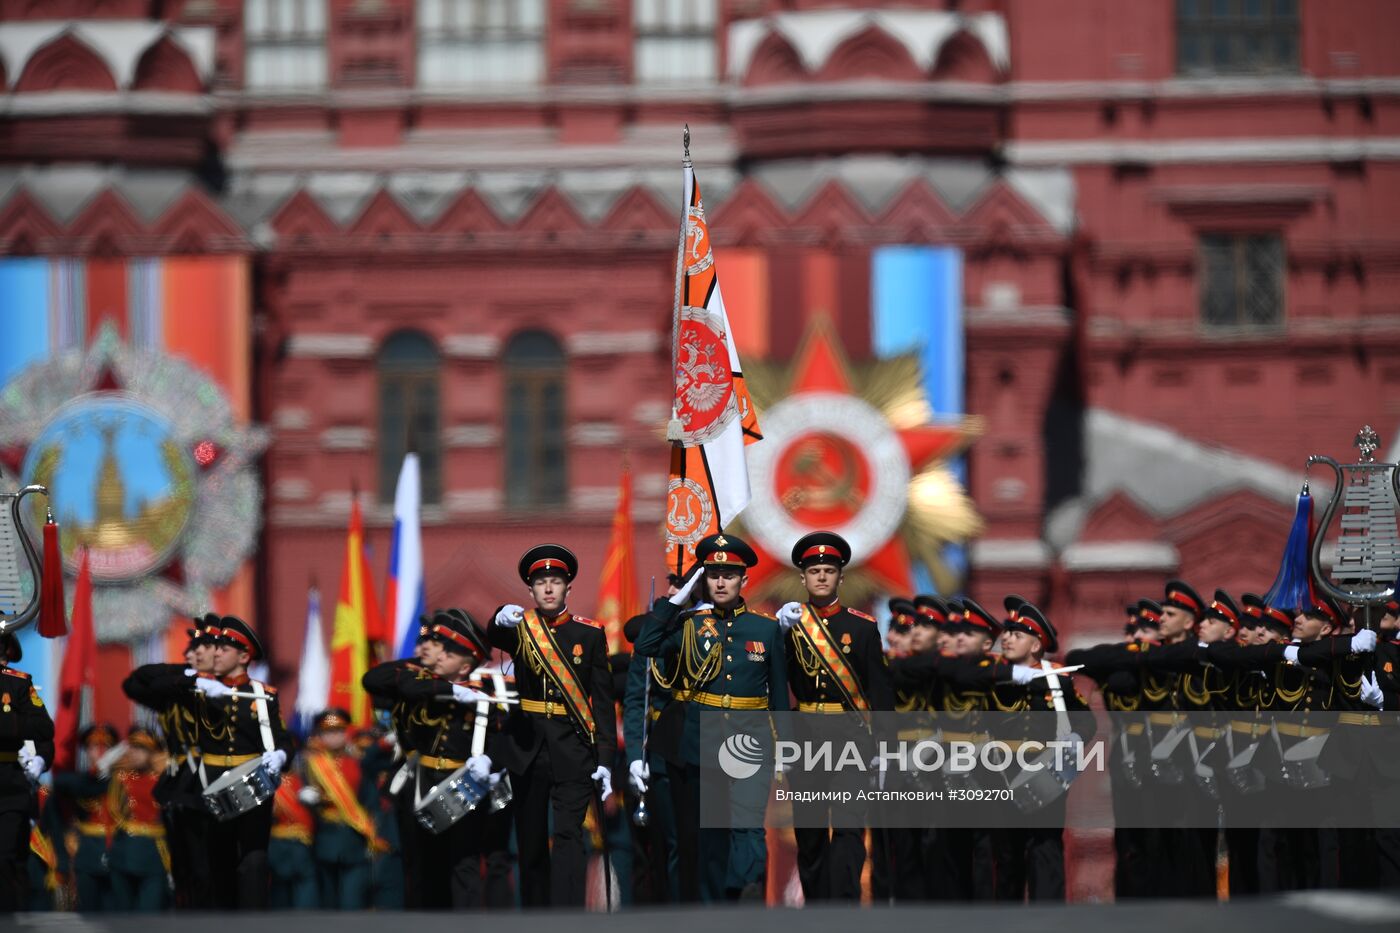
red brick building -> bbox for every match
[3,0,1399,717]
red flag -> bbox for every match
[596,465,639,655]
[52,548,94,771]
[328,499,378,724]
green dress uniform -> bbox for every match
[107,759,171,912]
[50,763,115,911]
[622,614,679,904]
[634,533,787,903]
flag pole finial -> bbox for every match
[683,124,691,164]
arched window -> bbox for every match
[504,330,565,508]
[377,330,442,504]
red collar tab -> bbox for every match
[816,602,842,618]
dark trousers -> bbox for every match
[483,800,516,908]
[411,769,495,911]
[0,809,29,912]
[871,827,925,901]
[992,827,1066,902]
[169,805,213,909]
[207,801,273,910]
[317,855,370,910]
[793,826,864,902]
[512,745,592,908]
[1226,828,1261,897]
[629,769,679,904]
[268,838,318,909]
[393,782,421,908]
[669,760,769,903]
[926,827,995,901]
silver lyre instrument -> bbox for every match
[0,485,50,637]
[202,758,280,821]
[1309,425,1400,625]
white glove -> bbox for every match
[451,683,492,704]
[591,765,612,802]
[467,754,492,783]
[1351,629,1378,653]
[868,755,887,791]
[297,786,322,806]
[261,749,287,775]
[777,602,803,631]
[489,770,504,788]
[668,567,704,606]
[1283,645,1300,664]
[19,749,44,782]
[194,677,233,698]
[95,742,128,779]
[1010,664,1037,685]
[628,759,649,795]
[1360,672,1385,710]
[494,604,525,628]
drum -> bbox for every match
[489,773,513,813]
[203,759,279,821]
[1279,733,1331,790]
[414,765,488,834]
[1009,749,1073,814]
[1225,739,1268,795]
[1149,724,1189,785]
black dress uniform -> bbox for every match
[0,633,54,912]
[941,598,1096,902]
[873,597,931,902]
[122,615,218,909]
[364,610,499,909]
[781,531,894,903]
[136,616,294,910]
[487,545,615,909]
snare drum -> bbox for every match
[414,766,488,834]
[1009,749,1073,814]
[203,759,280,822]
[1279,733,1331,790]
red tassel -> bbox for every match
[38,518,66,638]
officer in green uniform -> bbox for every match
[623,575,686,903]
[107,728,171,911]
[634,533,787,903]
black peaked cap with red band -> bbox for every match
[431,608,489,660]
[1003,595,1058,654]
[956,597,1001,637]
[1123,603,1140,634]
[1242,593,1292,636]
[1163,579,1205,621]
[913,595,950,628]
[1302,593,1347,628]
[214,615,265,661]
[518,544,578,583]
[1136,599,1163,629]
[696,533,758,569]
[888,597,917,631]
[791,531,851,569]
[1206,590,1241,629]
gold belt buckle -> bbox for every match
[545,701,555,717]
[721,695,732,709]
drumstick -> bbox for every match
[434,692,519,705]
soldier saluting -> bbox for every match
[635,533,787,903]
[488,545,615,909]
[776,531,892,903]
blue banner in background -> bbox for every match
[871,246,966,597]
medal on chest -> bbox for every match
[746,641,766,663]
[572,643,583,665]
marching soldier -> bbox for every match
[872,597,929,902]
[0,631,54,911]
[122,614,218,909]
[138,616,293,910]
[776,531,893,902]
[623,576,686,904]
[634,533,787,902]
[51,723,120,911]
[364,609,498,909]
[302,708,384,909]
[106,727,170,911]
[488,546,616,908]
[939,597,1095,901]
[269,761,319,909]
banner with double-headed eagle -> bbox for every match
[664,154,763,575]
